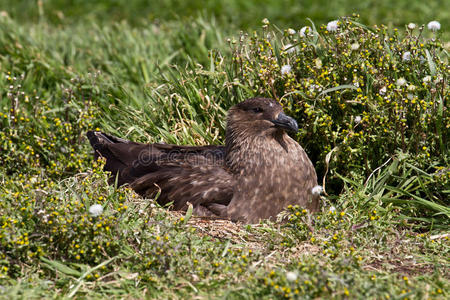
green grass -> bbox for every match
[1,0,449,35]
[0,1,449,299]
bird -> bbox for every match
[86,97,320,223]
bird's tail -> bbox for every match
[87,131,131,147]
[86,131,132,184]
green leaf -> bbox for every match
[40,257,81,277]
[385,186,450,216]
[183,202,193,225]
[317,84,357,98]
[425,49,436,75]
[67,256,118,298]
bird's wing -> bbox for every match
[130,157,234,213]
[86,131,225,185]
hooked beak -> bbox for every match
[271,112,298,132]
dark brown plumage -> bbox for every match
[87,98,320,223]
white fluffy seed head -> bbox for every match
[326,20,339,32]
[427,21,441,31]
[396,78,407,87]
[286,271,298,282]
[283,43,297,54]
[281,64,292,75]
[351,43,360,51]
[402,51,411,61]
[89,204,103,217]
[311,185,323,195]
[299,26,311,37]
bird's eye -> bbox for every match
[252,107,263,113]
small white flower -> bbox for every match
[329,206,336,213]
[407,23,416,30]
[326,20,339,32]
[350,43,360,51]
[262,18,270,25]
[407,93,414,100]
[379,86,387,95]
[287,28,296,35]
[281,64,292,75]
[396,78,407,87]
[286,271,298,282]
[315,57,322,69]
[407,84,416,91]
[89,204,103,217]
[427,21,441,31]
[283,43,297,54]
[311,185,323,195]
[402,51,411,61]
[355,116,362,123]
[423,75,432,83]
[299,26,311,37]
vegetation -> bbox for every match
[0,1,448,299]
[2,0,449,37]
[225,17,449,227]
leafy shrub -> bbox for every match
[0,161,127,276]
[221,16,448,194]
[0,73,100,178]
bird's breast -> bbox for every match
[226,134,318,223]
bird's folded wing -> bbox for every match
[101,140,225,168]
[129,159,234,213]
[87,131,226,188]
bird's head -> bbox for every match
[227,98,298,135]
